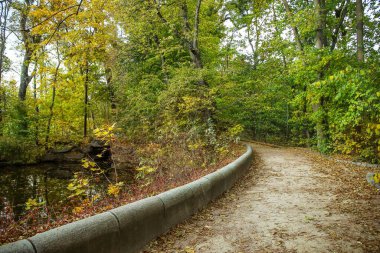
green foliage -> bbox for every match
[1,0,379,164]
[322,66,379,162]
[0,136,43,163]
[2,0,380,244]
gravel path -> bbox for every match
[143,143,380,253]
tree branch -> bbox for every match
[281,0,303,52]
[193,0,201,49]
[44,0,84,46]
[330,0,348,51]
[27,4,80,31]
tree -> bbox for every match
[16,0,41,101]
[356,0,364,62]
[0,0,11,126]
[0,0,378,165]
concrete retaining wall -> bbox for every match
[0,145,253,253]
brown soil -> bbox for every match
[143,143,380,253]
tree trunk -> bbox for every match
[281,0,303,52]
[105,67,116,121]
[247,17,260,70]
[314,0,327,49]
[356,0,364,62]
[0,1,10,125]
[45,52,61,149]
[247,26,256,67]
[192,0,203,69]
[18,1,34,101]
[314,0,328,151]
[15,0,41,135]
[330,0,348,52]
[156,0,204,72]
[84,63,89,138]
[0,1,10,126]
[19,49,33,101]
[0,1,8,85]
[33,69,39,145]
[272,3,287,69]
[153,35,169,84]
[181,0,204,70]
[253,16,260,69]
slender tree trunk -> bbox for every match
[33,70,39,145]
[153,35,169,84]
[45,55,61,149]
[247,17,260,70]
[104,67,116,121]
[330,0,348,51]
[253,16,260,69]
[272,3,287,69]
[247,27,256,67]
[91,110,96,130]
[84,63,89,138]
[0,1,10,126]
[281,0,303,52]
[0,2,6,85]
[192,0,202,69]
[356,0,364,62]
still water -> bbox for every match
[0,163,101,220]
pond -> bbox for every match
[0,163,107,221]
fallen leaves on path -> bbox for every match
[303,148,380,253]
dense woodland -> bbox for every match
[0,0,379,163]
[0,0,379,244]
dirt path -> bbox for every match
[143,144,380,253]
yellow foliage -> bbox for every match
[25,198,45,210]
[136,166,157,175]
[72,206,84,214]
[135,166,158,180]
[107,182,124,197]
[91,194,101,203]
[374,174,380,184]
[217,146,229,156]
[94,123,116,140]
[81,158,102,173]
[184,246,195,253]
[67,174,89,198]
[228,124,244,138]
[179,96,203,112]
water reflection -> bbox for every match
[0,164,83,220]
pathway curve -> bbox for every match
[143,143,380,253]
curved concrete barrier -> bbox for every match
[0,145,253,253]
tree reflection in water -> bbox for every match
[0,164,105,221]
